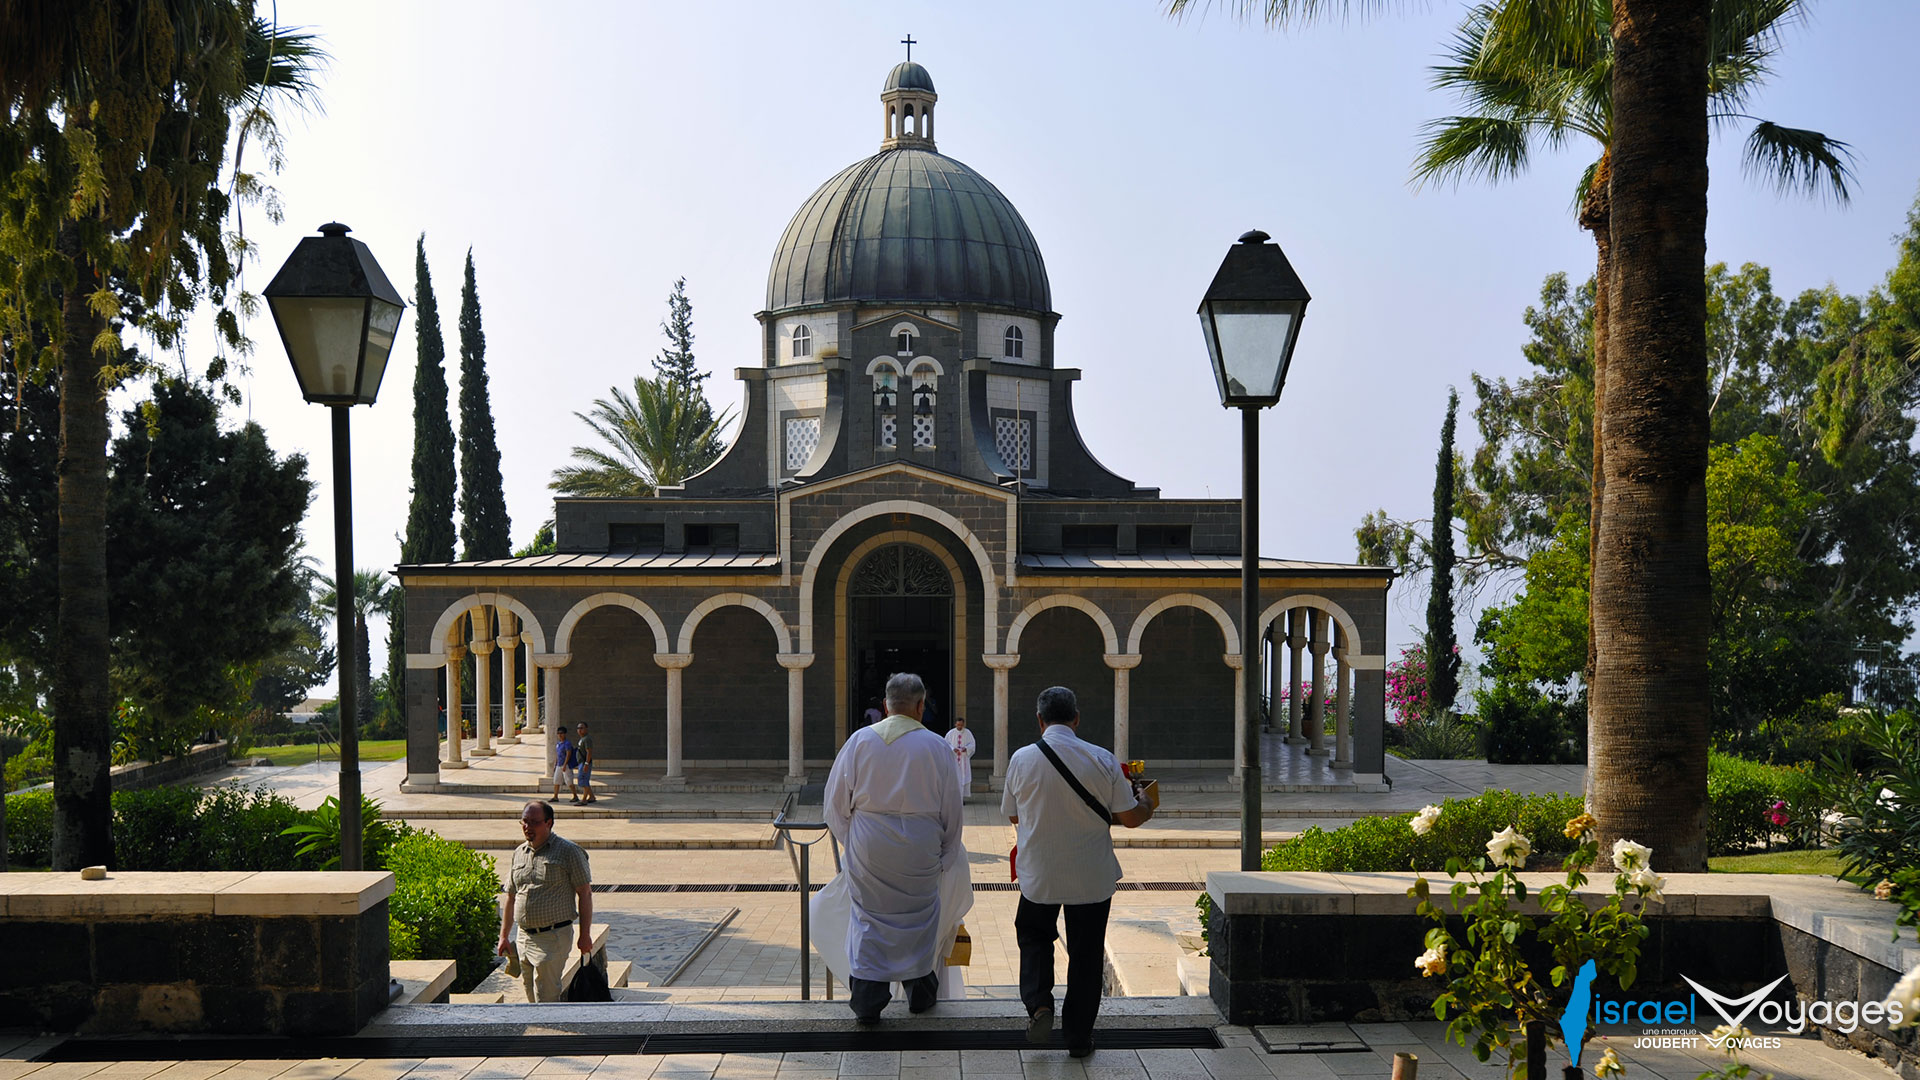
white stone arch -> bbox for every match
[865,357,904,377]
[1006,594,1120,655]
[798,500,1000,654]
[678,592,793,655]
[1255,594,1379,668]
[425,592,549,660]
[906,356,944,377]
[553,592,671,656]
[1125,593,1241,656]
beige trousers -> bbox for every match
[518,923,572,1002]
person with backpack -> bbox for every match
[1001,685,1154,1058]
[552,728,578,803]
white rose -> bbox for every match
[1629,867,1666,903]
[1611,838,1652,872]
[1886,963,1920,1030]
[1415,945,1447,977]
[1411,805,1441,836]
[1487,826,1532,869]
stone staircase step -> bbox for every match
[606,959,633,988]
[448,992,505,1004]
[423,818,779,851]
[1104,919,1186,997]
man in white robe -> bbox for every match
[945,717,976,796]
[824,671,964,1023]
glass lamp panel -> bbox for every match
[271,296,369,402]
[1201,299,1295,403]
[356,297,403,403]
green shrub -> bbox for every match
[1477,682,1583,764]
[1817,710,1920,902]
[1707,751,1821,856]
[1262,789,1586,872]
[111,786,211,870]
[1398,715,1482,760]
[385,832,500,993]
[282,795,409,871]
[193,786,312,871]
[4,790,53,866]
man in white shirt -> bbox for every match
[1002,685,1153,1058]
[945,717,976,796]
[824,671,965,1023]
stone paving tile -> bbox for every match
[1309,1053,1386,1077]
[711,1056,782,1076]
[956,1054,1022,1074]
[400,1061,487,1080]
[464,1061,543,1080]
[1188,1050,1272,1079]
[582,1063,657,1080]
[273,1065,364,1080]
[338,1062,425,1080]
[151,1063,244,1080]
[767,1070,837,1080]
[1251,1056,1337,1080]
[9,1066,110,1080]
[1015,1059,1086,1080]
[85,1066,178,1080]
[898,1068,961,1080]
[777,1057,842,1074]
[899,1053,958,1069]
[837,1054,900,1077]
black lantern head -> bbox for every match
[265,222,406,406]
[1198,229,1311,408]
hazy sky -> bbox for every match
[192,1,1920,690]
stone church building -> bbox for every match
[397,60,1393,791]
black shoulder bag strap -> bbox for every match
[1036,739,1114,826]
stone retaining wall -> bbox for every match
[0,870,393,1036]
[109,740,231,791]
[1207,871,1919,1080]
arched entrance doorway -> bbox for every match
[847,543,954,731]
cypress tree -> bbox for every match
[1426,389,1462,719]
[654,277,723,461]
[398,236,457,708]
[457,249,511,560]
[402,235,457,565]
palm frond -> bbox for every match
[1161,0,1412,26]
[1742,121,1854,204]
[1413,116,1534,189]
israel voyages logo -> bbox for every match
[1560,966,1907,1056]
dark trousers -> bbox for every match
[847,971,939,1020]
[1016,894,1112,1048]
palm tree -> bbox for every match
[550,376,734,497]
[316,570,397,734]
[1166,0,1751,868]
[1,5,327,868]
[1413,0,1849,736]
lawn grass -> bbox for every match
[249,738,409,767]
[1709,847,1873,884]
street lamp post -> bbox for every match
[265,222,405,872]
[1198,229,1310,872]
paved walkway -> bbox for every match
[2,1019,1898,1080]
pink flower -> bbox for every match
[1767,800,1790,827]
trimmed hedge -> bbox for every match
[1706,751,1820,856]
[4,785,317,871]
[1262,789,1586,872]
[385,832,502,993]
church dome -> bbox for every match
[764,62,1051,315]
[884,61,935,93]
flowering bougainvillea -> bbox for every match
[1385,642,1462,724]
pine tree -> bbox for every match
[402,235,457,566]
[654,277,723,462]
[457,249,512,560]
[1426,389,1462,719]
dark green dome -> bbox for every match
[765,149,1052,314]
[885,61,935,93]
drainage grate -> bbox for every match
[38,1028,1220,1061]
[642,1027,1221,1054]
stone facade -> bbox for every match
[396,60,1393,789]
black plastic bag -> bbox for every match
[566,957,612,1002]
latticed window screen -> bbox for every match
[785,416,821,472]
[879,414,897,449]
[994,416,1032,474]
[912,414,935,449]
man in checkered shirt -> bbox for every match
[497,800,593,1001]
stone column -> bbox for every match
[656,653,694,784]
[1285,609,1306,746]
[1105,653,1143,765]
[1333,631,1354,769]
[443,645,467,769]
[537,654,570,785]
[1225,653,1245,778]
[523,657,544,780]
[497,611,520,745]
[777,653,815,785]
[1307,610,1330,757]
[470,626,496,757]
[1266,625,1283,733]
[983,654,1020,784]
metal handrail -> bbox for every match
[773,792,839,1000]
